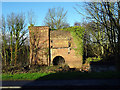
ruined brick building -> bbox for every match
[29,26,82,68]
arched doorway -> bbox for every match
[53,56,65,65]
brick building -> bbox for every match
[29,26,82,68]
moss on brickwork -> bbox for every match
[62,26,85,56]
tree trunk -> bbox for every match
[3,47,6,66]
[15,43,18,66]
[10,45,13,65]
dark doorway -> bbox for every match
[53,56,65,65]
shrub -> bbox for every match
[86,57,102,63]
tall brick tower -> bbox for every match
[29,26,50,65]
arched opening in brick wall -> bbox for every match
[53,56,65,65]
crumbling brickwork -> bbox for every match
[29,26,49,65]
[29,26,82,68]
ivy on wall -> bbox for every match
[62,26,85,56]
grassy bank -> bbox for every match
[2,65,120,81]
[2,72,52,80]
[2,71,120,80]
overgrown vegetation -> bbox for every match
[62,26,85,56]
[2,64,69,74]
[86,57,102,63]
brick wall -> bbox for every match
[29,26,83,68]
[50,30,82,68]
[29,26,49,65]
[51,48,82,68]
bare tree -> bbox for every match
[75,2,120,70]
[7,12,27,66]
[7,13,14,65]
[44,7,69,29]
[28,9,36,26]
[1,16,7,65]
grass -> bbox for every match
[36,71,120,80]
[1,72,53,80]
[2,65,120,80]
[1,71,120,81]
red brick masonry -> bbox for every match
[29,26,82,68]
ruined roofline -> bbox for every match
[50,30,71,39]
[28,26,49,30]
[28,25,48,27]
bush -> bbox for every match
[2,64,70,74]
[86,57,102,63]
